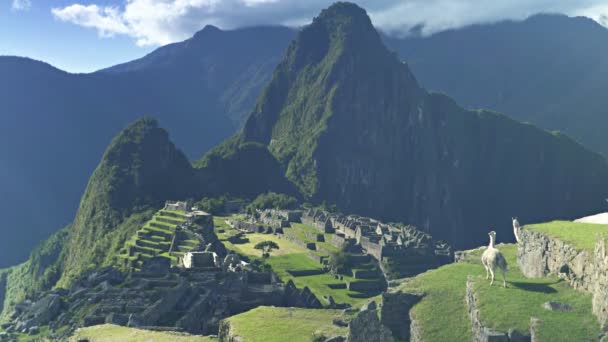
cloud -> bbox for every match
[51,0,608,47]
[12,0,31,11]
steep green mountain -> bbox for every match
[385,14,608,157]
[0,116,299,317]
[59,118,196,285]
[0,118,193,315]
[234,2,608,249]
[0,26,295,268]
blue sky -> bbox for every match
[0,0,152,73]
[2,0,607,73]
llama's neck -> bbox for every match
[488,236,495,249]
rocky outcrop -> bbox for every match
[347,301,394,342]
[466,278,531,342]
[409,314,423,342]
[517,229,608,329]
[380,291,422,341]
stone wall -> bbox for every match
[517,229,608,329]
[360,237,383,260]
[380,291,422,341]
[347,301,394,342]
[0,272,6,318]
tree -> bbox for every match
[254,240,280,257]
[246,192,298,212]
[328,245,352,275]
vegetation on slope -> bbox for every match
[59,117,194,287]
[0,226,69,322]
[473,245,599,341]
[229,1,608,251]
[399,244,600,341]
[526,221,608,251]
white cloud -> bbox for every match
[12,0,31,11]
[52,4,130,37]
[51,0,608,47]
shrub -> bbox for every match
[254,240,280,252]
[246,192,298,213]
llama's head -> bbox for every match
[488,231,497,240]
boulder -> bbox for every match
[28,326,39,335]
[542,301,573,312]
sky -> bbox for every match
[2,0,608,73]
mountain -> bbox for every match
[0,26,295,268]
[0,115,300,317]
[385,13,608,157]
[1,118,194,315]
[229,2,608,249]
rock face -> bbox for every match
[347,301,394,342]
[517,229,608,329]
[542,301,573,312]
[380,291,422,341]
[466,278,531,342]
[227,1,608,250]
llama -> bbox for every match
[512,217,522,243]
[481,231,508,287]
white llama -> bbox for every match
[481,231,508,287]
[512,217,522,243]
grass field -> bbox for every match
[215,216,380,306]
[526,220,608,251]
[399,243,601,341]
[70,324,215,342]
[223,306,349,342]
[473,244,599,341]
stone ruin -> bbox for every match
[302,209,452,279]
[4,262,324,340]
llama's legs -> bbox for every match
[489,267,495,286]
[484,264,489,280]
[501,268,507,288]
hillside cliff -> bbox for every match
[237,2,608,248]
[0,25,294,268]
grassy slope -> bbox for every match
[70,324,215,342]
[473,244,599,341]
[526,221,608,251]
[400,243,600,341]
[399,257,477,341]
[224,307,348,342]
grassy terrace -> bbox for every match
[223,307,349,342]
[215,216,380,306]
[526,220,608,251]
[70,324,214,342]
[473,245,599,341]
[118,209,200,270]
[399,244,600,341]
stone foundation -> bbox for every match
[517,229,608,329]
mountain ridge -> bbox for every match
[232,2,608,248]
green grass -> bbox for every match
[224,306,348,342]
[399,244,601,341]
[526,221,608,251]
[266,254,379,306]
[291,223,321,234]
[473,244,599,341]
[70,324,214,342]
[398,257,477,341]
[215,216,379,306]
[224,233,308,257]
